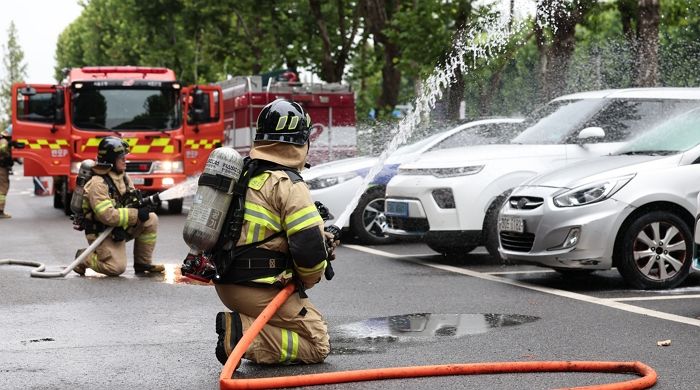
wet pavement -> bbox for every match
[2,175,699,389]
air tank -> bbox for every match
[70,159,96,215]
[182,147,244,252]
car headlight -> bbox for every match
[553,174,635,207]
[152,160,184,174]
[398,165,484,178]
[307,172,358,190]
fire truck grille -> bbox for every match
[126,162,152,173]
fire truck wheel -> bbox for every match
[53,177,65,209]
[167,198,183,214]
[63,191,73,216]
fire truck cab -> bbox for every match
[11,66,223,214]
[217,74,356,165]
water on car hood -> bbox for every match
[400,144,567,169]
[523,154,680,189]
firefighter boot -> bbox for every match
[215,311,243,367]
[133,214,162,274]
[73,249,87,276]
[134,263,165,274]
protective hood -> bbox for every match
[250,141,308,171]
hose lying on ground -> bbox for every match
[220,284,657,390]
[0,227,113,278]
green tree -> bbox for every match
[1,21,28,127]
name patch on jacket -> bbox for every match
[248,172,271,190]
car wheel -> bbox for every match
[484,191,511,260]
[350,187,395,245]
[616,211,692,289]
[427,242,477,256]
[168,198,183,214]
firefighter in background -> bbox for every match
[0,125,17,219]
[214,99,339,366]
[74,136,164,276]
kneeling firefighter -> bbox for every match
[73,136,164,276]
[183,99,339,367]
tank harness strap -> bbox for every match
[96,174,129,240]
[198,173,233,192]
[213,159,305,284]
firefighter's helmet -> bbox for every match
[255,99,311,145]
[96,136,129,167]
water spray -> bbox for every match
[330,12,528,240]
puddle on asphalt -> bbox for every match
[330,313,539,355]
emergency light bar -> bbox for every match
[81,66,170,74]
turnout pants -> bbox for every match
[0,167,9,211]
[83,213,158,276]
[215,283,330,365]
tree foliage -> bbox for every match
[53,0,700,125]
[1,21,28,127]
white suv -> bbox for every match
[384,88,700,258]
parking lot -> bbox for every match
[347,243,700,326]
[2,176,700,389]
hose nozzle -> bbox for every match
[140,193,161,208]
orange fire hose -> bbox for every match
[220,284,657,390]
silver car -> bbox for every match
[499,107,700,289]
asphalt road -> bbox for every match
[1,174,699,390]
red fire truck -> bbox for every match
[11,66,224,214]
[217,74,356,165]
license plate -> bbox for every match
[385,201,409,217]
[498,216,524,233]
[131,177,145,185]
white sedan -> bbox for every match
[499,107,700,289]
[385,88,700,257]
[302,118,523,244]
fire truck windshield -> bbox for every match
[71,87,182,131]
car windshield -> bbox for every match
[615,108,700,155]
[429,121,522,151]
[393,131,447,156]
[511,99,605,144]
[71,87,182,131]
[511,97,700,145]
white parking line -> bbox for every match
[486,270,556,275]
[345,245,700,328]
[610,294,700,302]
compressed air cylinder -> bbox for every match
[70,159,96,215]
[182,147,244,253]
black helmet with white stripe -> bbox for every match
[96,136,129,168]
[255,99,311,145]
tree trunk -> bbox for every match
[636,0,659,86]
[361,0,401,117]
[445,3,470,120]
[535,1,593,102]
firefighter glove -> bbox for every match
[137,207,150,222]
[323,230,339,261]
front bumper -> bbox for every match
[499,186,632,270]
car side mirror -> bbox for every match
[577,127,605,140]
[54,88,65,124]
